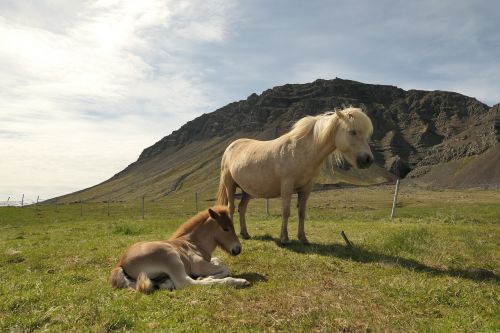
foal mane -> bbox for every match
[169,205,229,240]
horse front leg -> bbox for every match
[297,186,312,244]
[280,183,293,244]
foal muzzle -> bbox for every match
[230,244,241,256]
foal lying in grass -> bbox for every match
[110,206,249,293]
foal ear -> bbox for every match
[208,208,220,221]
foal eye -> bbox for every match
[350,130,357,136]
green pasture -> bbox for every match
[1,186,499,332]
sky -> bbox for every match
[1,0,499,201]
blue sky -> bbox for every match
[1,0,499,200]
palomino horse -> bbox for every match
[110,206,249,292]
[217,107,374,244]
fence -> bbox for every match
[1,182,499,221]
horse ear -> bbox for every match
[208,208,219,220]
[336,110,347,121]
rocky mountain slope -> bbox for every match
[56,78,499,202]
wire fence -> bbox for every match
[1,182,499,221]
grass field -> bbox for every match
[1,185,499,332]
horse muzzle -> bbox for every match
[356,153,374,169]
[230,244,241,256]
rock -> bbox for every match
[387,156,411,178]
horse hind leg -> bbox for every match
[297,189,312,244]
[225,176,237,220]
[238,191,251,239]
[279,183,293,244]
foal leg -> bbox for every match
[297,187,312,244]
[165,255,248,288]
[280,183,293,244]
[192,259,231,279]
[192,276,250,287]
[238,191,251,239]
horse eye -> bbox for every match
[350,130,357,136]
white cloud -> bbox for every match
[1,0,498,201]
[0,0,236,199]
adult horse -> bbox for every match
[216,107,374,244]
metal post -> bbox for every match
[341,230,353,248]
[36,195,39,210]
[195,192,198,212]
[21,194,24,207]
[142,195,145,220]
[391,179,400,219]
[266,199,269,216]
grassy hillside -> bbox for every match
[1,186,499,332]
[53,79,498,203]
[54,136,396,204]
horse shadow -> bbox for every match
[252,235,499,283]
[233,272,268,283]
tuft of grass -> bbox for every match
[383,227,432,255]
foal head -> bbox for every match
[207,207,242,256]
[334,108,374,169]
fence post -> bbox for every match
[195,192,198,212]
[36,195,39,210]
[80,200,83,217]
[21,194,24,207]
[142,195,145,220]
[107,197,110,217]
[6,196,9,206]
[266,199,269,216]
[391,179,400,219]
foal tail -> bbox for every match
[109,267,153,294]
[216,178,228,206]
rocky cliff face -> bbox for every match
[136,78,497,179]
[57,78,498,202]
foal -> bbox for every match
[110,206,250,293]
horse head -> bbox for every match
[334,108,374,169]
[208,207,242,256]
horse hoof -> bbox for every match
[280,237,291,245]
[240,233,251,240]
[299,237,310,245]
[239,279,251,287]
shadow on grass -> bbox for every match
[253,235,499,283]
[233,272,268,283]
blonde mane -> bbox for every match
[287,107,373,146]
[169,205,229,240]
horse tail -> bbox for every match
[109,267,154,294]
[216,177,228,206]
[136,272,153,294]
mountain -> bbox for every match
[55,78,499,203]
